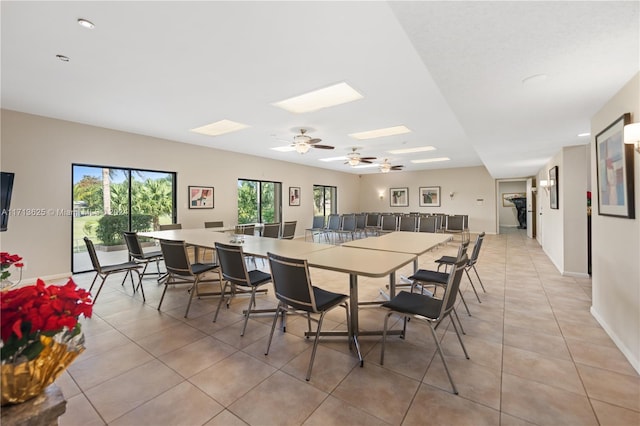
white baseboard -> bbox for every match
[590,306,640,375]
[562,271,590,279]
[20,272,73,285]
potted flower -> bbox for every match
[1,252,24,288]
[0,278,92,405]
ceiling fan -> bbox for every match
[345,147,377,166]
[379,159,404,173]
[291,129,334,154]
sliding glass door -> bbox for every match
[72,164,176,273]
[313,185,337,217]
[237,179,282,224]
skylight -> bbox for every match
[410,157,450,164]
[349,125,411,140]
[387,146,435,155]
[190,119,249,137]
[272,82,363,114]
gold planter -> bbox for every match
[1,335,84,406]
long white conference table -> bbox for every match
[140,228,447,364]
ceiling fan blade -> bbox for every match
[312,144,334,150]
[308,138,322,144]
[360,156,377,161]
[391,165,404,170]
[360,159,373,164]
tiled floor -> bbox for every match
[56,230,639,425]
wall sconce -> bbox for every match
[539,179,553,193]
[379,191,384,200]
[449,191,455,200]
[624,122,640,154]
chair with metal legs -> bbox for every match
[158,239,222,318]
[265,252,350,381]
[380,252,469,394]
[213,242,272,336]
[435,232,487,300]
[84,237,143,304]
[122,231,165,284]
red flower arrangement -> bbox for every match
[1,252,24,282]
[1,278,92,363]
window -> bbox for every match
[72,164,176,273]
[313,185,337,217]
[237,179,282,224]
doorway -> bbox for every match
[496,178,535,237]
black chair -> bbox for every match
[380,253,469,394]
[335,214,356,242]
[445,215,468,243]
[159,223,182,230]
[418,216,438,233]
[364,213,380,236]
[281,221,297,240]
[324,214,341,243]
[398,215,417,232]
[204,221,224,229]
[408,241,473,316]
[122,231,165,283]
[84,237,143,304]
[354,213,367,239]
[235,224,256,236]
[262,222,281,238]
[265,252,350,381]
[305,216,326,242]
[435,232,487,298]
[378,214,397,235]
[214,242,272,336]
[158,239,222,318]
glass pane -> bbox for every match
[313,186,324,216]
[237,180,258,224]
[72,166,129,273]
[131,171,175,231]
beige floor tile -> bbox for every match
[68,341,154,390]
[591,399,640,426]
[135,322,208,357]
[244,329,312,369]
[302,395,390,426]
[499,412,537,426]
[110,381,223,426]
[440,333,502,371]
[566,338,638,376]
[189,351,276,407]
[229,371,328,425]
[84,359,184,423]
[502,345,586,395]
[501,373,598,425]
[332,362,419,424]
[55,370,82,400]
[576,363,640,411]
[59,394,105,426]
[212,318,272,349]
[204,409,249,426]
[367,339,435,381]
[403,383,500,425]
[282,345,359,393]
[503,324,572,360]
[159,335,237,378]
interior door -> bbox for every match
[526,178,536,239]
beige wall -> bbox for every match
[358,166,496,234]
[590,72,640,373]
[0,110,360,280]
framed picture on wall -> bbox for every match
[289,186,301,206]
[549,166,558,209]
[595,113,635,218]
[390,187,409,207]
[502,192,526,207]
[419,186,440,207]
[188,186,214,209]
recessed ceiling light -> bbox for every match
[270,146,296,152]
[387,146,435,155]
[56,54,70,62]
[190,119,249,136]
[410,157,450,164]
[577,132,590,137]
[77,18,95,29]
[319,156,348,162]
[349,125,411,140]
[272,82,363,114]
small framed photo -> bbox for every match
[289,187,301,206]
[595,113,635,218]
[390,187,409,207]
[549,166,559,210]
[419,186,440,207]
[188,186,214,209]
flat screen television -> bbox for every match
[1,172,15,232]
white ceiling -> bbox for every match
[2,1,638,178]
